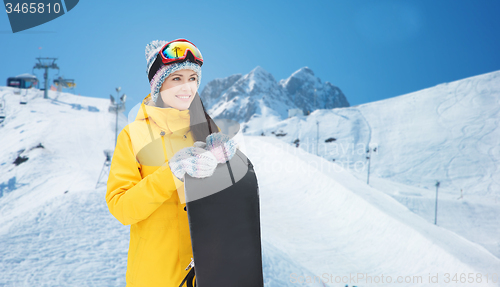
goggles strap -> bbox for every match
[148,51,200,82]
[148,53,164,82]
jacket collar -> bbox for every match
[135,94,191,135]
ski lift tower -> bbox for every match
[101,88,126,189]
[33,57,59,99]
[95,149,114,189]
[108,87,127,146]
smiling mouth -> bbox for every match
[176,95,191,100]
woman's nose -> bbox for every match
[180,82,190,90]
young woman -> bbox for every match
[106,39,234,287]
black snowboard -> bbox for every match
[183,149,264,287]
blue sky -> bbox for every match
[1,0,500,116]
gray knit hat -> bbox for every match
[145,40,202,103]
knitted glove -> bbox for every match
[168,147,218,182]
[205,132,237,163]
[193,141,207,149]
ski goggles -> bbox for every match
[148,39,204,81]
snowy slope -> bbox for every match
[1,75,499,286]
[0,87,324,286]
[0,87,120,233]
[351,171,500,261]
[250,69,500,196]
[247,136,500,287]
[246,69,500,260]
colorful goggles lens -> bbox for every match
[160,39,203,66]
[148,39,203,81]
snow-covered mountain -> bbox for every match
[280,67,349,112]
[248,70,500,196]
[1,67,499,286]
[200,66,349,128]
[247,69,500,259]
[199,73,243,111]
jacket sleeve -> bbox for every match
[105,127,178,226]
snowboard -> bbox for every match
[183,149,264,287]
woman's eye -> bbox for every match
[190,77,196,81]
[172,77,180,81]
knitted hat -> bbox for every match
[145,40,202,104]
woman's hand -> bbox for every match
[168,147,218,182]
[205,132,237,163]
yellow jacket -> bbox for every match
[106,94,195,287]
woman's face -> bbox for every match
[159,69,198,110]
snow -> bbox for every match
[247,136,499,287]
[0,67,499,287]
[0,87,322,286]
[246,69,500,261]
